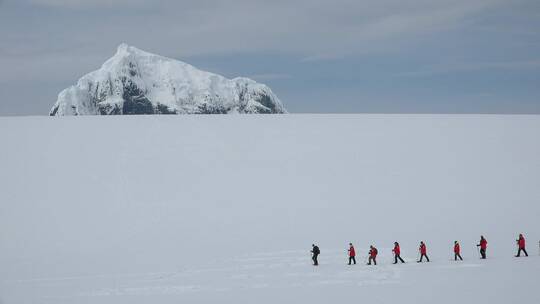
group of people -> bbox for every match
[310,234,530,266]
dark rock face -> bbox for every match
[121,79,154,115]
[122,98,153,115]
[197,103,228,114]
[50,106,59,116]
[91,79,177,115]
[255,94,277,114]
[99,104,121,115]
[156,104,177,114]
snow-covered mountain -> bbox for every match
[50,44,287,116]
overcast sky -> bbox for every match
[1,0,539,115]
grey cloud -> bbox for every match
[16,0,506,58]
[394,59,540,77]
[248,73,292,81]
[0,0,530,64]
[27,0,152,8]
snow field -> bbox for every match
[0,114,539,303]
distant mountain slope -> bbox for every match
[50,44,287,116]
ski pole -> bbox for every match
[476,245,480,259]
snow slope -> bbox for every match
[49,44,286,116]
[0,114,539,304]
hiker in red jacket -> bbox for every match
[367,245,378,265]
[348,243,357,265]
[454,241,463,261]
[417,241,430,262]
[515,234,528,257]
[477,236,487,259]
[392,242,405,264]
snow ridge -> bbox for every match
[50,43,287,116]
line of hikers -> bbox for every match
[310,234,529,266]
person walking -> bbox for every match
[417,241,430,262]
[392,242,405,264]
[348,243,356,265]
[515,234,528,257]
[477,236,487,259]
[311,244,320,266]
[367,245,378,265]
[454,241,463,261]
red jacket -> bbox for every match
[480,239,487,250]
[454,243,460,254]
[393,245,401,255]
[518,236,525,249]
[420,243,427,255]
[370,248,378,258]
[349,246,356,257]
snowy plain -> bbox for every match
[0,114,539,304]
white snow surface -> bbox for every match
[0,114,539,304]
[49,44,286,115]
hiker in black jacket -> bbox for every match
[311,244,320,266]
